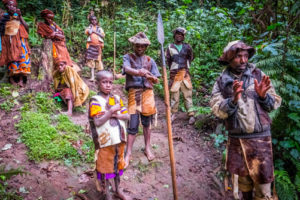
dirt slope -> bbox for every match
[0,81,231,200]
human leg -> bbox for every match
[170,90,180,121]
[18,75,24,87]
[113,175,130,200]
[181,82,195,124]
[141,115,155,161]
[124,114,139,168]
[65,99,73,116]
[238,175,254,200]
[254,183,272,200]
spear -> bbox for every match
[157,11,178,200]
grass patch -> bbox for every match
[113,77,125,85]
[16,112,94,165]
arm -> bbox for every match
[210,81,238,119]
[122,55,148,76]
[16,9,29,32]
[93,104,121,127]
[255,74,281,112]
[112,112,130,121]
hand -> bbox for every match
[138,68,149,77]
[110,104,121,113]
[232,80,244,104]
[254,75,271,99]
[16,9,21,16]
[145,73,158,83]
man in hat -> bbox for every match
[122,32,160,167]
[166,27,195,124]
[210,40,281,200]
[0,0,31,87]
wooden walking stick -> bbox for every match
[157,11,178,200]
[113,31,116,77]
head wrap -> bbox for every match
[2,0,17,6]
[40,9,54,18]
[128,32,151,45]
[218,40,255,65]
[172,27,187,35]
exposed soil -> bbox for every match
[0,79,232,200]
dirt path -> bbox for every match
[0,81,230,200]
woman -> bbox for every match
[37,9,76,70]
[0,0,31,87]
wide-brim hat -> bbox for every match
[128,32,151,45]
[218,40,255,65]
[172,27,187,35]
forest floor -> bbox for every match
[0,74,233,200]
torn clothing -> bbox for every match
[210,63,281,137]
[37,22,72,66]
[122,53,160,91]
[170,70,194,116]
[166,43,194,115]
[210,63,281,187]
[127,113,152,135]
[53,66,89,107]
[88,94,127,174]
[128,88,156,116]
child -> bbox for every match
[89,70,130,200]
[85,15,105,81]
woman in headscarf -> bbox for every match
[0,0,31,87]
[37,9,76,70]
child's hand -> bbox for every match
[110,104,121,113]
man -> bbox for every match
[122,32,160,167]
[166,27,195,124]
[210,40,281,200]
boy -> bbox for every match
[122,32,160,167]
[89,70,130,200]
[85,15,105,81]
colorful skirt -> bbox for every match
[8,38,31,76]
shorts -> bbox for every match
[127,113,151,135]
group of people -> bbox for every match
[0,1,282,200]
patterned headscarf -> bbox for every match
[2,0,17,6]
[40,9,54,18]
[128,32,151,45]
[218,40,255,65]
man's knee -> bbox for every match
[141,114,151,128]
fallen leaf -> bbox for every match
[2,144,12,151]
[12,91,19,98]
[163,184,169,188]
[78,189,86,194]
[19,186,29,193]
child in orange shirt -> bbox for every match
[88,70,130,200]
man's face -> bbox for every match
[57,62,66,73]
[174,32,184,43]
[133,44,147,56]
[229,50,249,74]
[98,76,113,95]
[90,17,98,26]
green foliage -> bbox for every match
[0,166,26,200]
[275,170,299,200]
[0,99,15,112]
[16,112,93,165]
[113,77,125,85]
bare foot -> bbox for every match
[124,154,130,169]
[115,189,131,200]
[144,149,155,161]
[18,81,24,87]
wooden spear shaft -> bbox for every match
[161,46,178,200]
